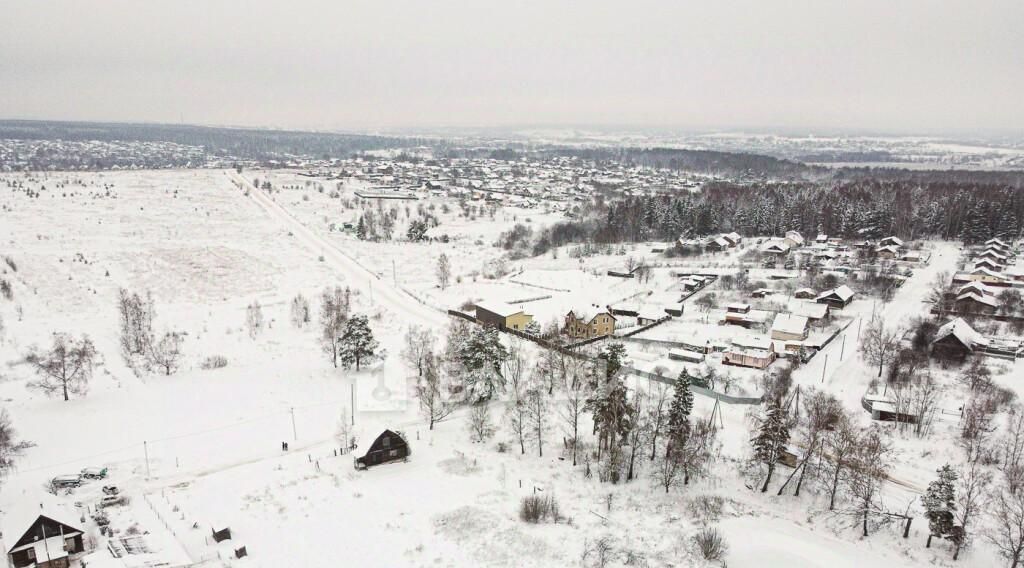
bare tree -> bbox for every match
[653,442,682,493]
[147,331,183,375]
[245,300,264,339]
[117,288,154,358]
[401,326,436,377]
[679,419,718,485]
[860,313,902,378]
[437,253,452,290]
[523,384,550,457]
[1000,410,1024,495]
[418,352,454,430]
[821,412,859,511]
[846,426,890,537]
[26,333,96,401]
[467,403,494,443]
[647,379,671,461]
[290,293,311,328]
[0,410,31,478]
[502,338,528,395]
[778,390,841,496]
[953,460,992,560]
[926,271,953,312]
[625,391,649,481]
[560,356,592,466]
[320,286,351,367]
[988,486,1024,568]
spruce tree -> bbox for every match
[666,370,694,450]
[753,402,790,493]
[924,464,958,548]
[338,314,379,371]
[597,343,628,382]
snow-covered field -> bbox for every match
[0,169,1018,567]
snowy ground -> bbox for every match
[0,170,1015,567]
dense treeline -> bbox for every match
[0,120,421,161]
[544,180,1024,246]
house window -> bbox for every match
[382,437,390,448]
[389,449,398,457]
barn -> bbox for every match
[815,285,855,309]
[3,495,84,568]
[354,430,410,469]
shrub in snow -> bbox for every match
[693,527,728,562]
[201,355,228,370]
[519,494,561,524]
[686,495,725,525]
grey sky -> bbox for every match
[2,0,1021,133]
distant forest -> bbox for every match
[558,180,1024,246]
[0,120,422,162]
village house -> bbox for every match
[705,235,732,252]
[931,317,988,361]
[723,232,743,246]
[564,310,616,339]
[955,291,998,314]
[723,335,776,369]
[474,302,533,331]
[784,230,805,248]
[815,233,829,244]
[973,258,1004,272]
[3,495,85,568]
[761,241,791,257]
[354,430,410,469]
[875,244,900,259]
[816,285,856,309]
[770,313,809,341]
[786,299,830,323]
[879,236,904,248]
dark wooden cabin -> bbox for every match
[355,430,410,469]
[4,499,84,568]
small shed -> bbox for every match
[355,430,410,469]
[793,288,817,300]
[211,524,232,543]
[668,349,705,363]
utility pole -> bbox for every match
[144,441,151,478]
[393,259,397,286]
[291,407,297,442]
[351,383,356,426]
[820,354,829,384]
[840,335,846,360]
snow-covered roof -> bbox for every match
[2,493,82,553]
[933,318,989,350]
[816,285,855,302]
[772,313,808,335]
[957,281,993,296]
[474,301,526,318]
[727,302,750,311]
[762,241,791,253]
[786,299,829,320]
[785,231,804,244]
[880,236,904,247]
[732,335,772,351]
[956,292,999,308]
[986,237,1008,247]
[969,266,1008,279]
[815,233,828,242]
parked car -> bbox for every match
[102,485,120,495]
[81,467,108,480]
[99,495,124,508]
[51,474,82,489]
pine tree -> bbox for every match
[666,370,694,451]
[338,314,379,371]
[753,402,790,493]
[924,464,958,548]
[356,215,367,240]
[597,343,628,382]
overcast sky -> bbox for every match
[2,1,1021,134]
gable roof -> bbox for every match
[772,313,809,335]
[933,318,988,350]
[786,299,829,319]
[816,285,855,302]
[475,301,526,318]
[2,493,82,553]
